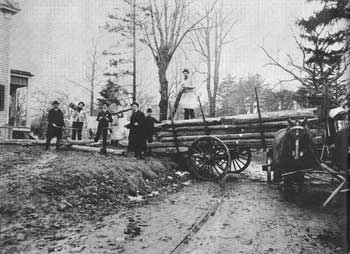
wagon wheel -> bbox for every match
[188,136,231,180]
[229,147,251,173]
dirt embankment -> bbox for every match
[0,145,188,251]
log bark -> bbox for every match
[151,147,189,154]
[221,113,316,125]
[0,139,37,145]
[156,124,287,138]
[149,138,274,148]
[156,118,320,138]
[159,108,317,127]
[0,139,95,146]
[70,145,125,155]
[160,117,222,127]
[159,132,277,142]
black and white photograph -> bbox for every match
[0,0,349,253]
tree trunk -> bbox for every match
[90,60,96,116]
[158,64,169,120]
[209,98,216,116]
[211,65,219,116]
[90,81,94,115]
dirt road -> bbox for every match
[1,146,348,254]
[16,167,349,253]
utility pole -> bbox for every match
[90,59,95,116]
[132,0,136,102]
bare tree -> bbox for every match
[167,56,183,101]
[260,28,349,105]
[190,2,237,116]
[140,0,217,120]
[86,40,99,114]
[136,89,157,111]
[66,39,103,115]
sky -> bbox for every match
[9,0,321,115]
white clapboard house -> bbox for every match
[0,0,33,139]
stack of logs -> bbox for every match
[150,108,322,153]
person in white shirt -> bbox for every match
[71,102,86,140]
[179,69,196,119]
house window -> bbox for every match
[0,85,5,111]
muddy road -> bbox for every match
[0,146,348,254]
[21,179,347,254]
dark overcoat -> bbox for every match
[128,110,146,152]
[96,111,113,127]
[144,116,160,143]
[46,108,65,139]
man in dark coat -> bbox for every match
[144,108,160,155]
[45,100,65,150]
[94,102,113,155]
[126,102,146,158]
[145,108,160,143]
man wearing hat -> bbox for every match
[71,101,86,140]
[45,100,65,150]
[94,102,113,155]
[179,69,196,119]
[144,108,160,154]
[126,102,146,158]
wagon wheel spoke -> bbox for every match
[219,161,226,167]
[191,152,205,160]
[198,162,209,175]
[211,165,222,176]
[232,159,244,171]
[214,148,227,160]
[230,148,251,173]
[189,156,204,167]
[203,164,212,178]
[238,152,249,159]
[191,156,207,171]
[236,158,246,166]
[232,159,238,172]
[188,136,231,180]
[214,161,225,173]
[208,165,217,177]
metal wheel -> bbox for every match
[188,136,231,180]
[229,147,251,173]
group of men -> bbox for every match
[45,100,159,158]
[45,68,197,156]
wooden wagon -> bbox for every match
[151,99,321,181]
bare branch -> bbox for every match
[65,78,90,95]
[171,0,218,57]
[259,45,308,86]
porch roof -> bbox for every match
[0,0,20,14]
[10,69,34,89]
[11,69,34,78]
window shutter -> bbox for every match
[0,85,5,111]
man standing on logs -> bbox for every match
[178,69,196,120]
[126,102,146,159]
[45,100,65,150]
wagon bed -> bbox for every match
[152,108,322,180]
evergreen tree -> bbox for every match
[97,79,129,106]
[296,0,349,106]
